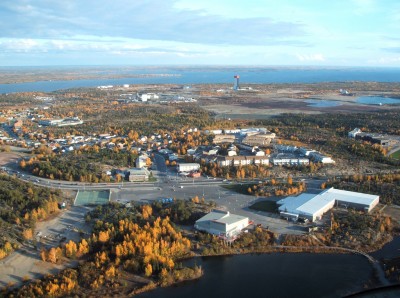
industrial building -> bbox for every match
[242,133,276,147]
[213,134,236,144]
[176,163,200,172]
[128,168,150,182]
[277,187,379,222]
[195,210,249,238]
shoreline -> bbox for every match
[135,235,397,296]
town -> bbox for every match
[1,81,400,297]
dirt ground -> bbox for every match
[200,91,399,118]
[0,152,23,167]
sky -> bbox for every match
[0,0,400,67]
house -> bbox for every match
[277,188,379,222]
[194,210,249,238]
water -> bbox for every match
[356,96,400,105]
[372,236,400,260]
[305,99,342,108]
[1,67,400,94]
[137,253,373,298]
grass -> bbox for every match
[390,149,400,160]
[222,183,253,195]
[249,201,278,213]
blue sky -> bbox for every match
[0,0,399,66]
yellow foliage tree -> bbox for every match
[142,205,153,220]
[145,263,153,277]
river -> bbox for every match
[137,253,374,298]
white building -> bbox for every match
[216,155,269,167]
[135,154,149,168]
[277,188,379,222]
[195,210,249,238]
[140,93,159,102]
[309,152,335,164]
[177,163,200,172]
[271,154,309,166]
[349,128,362,138]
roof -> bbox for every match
[196,210,248,226]
[278,188,379,217]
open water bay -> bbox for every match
[137,253,373,298]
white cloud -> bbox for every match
[351,0,377,15]
[296,53,325,62]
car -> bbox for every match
[179,186,183,188]
[35,179,40,183]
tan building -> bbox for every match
[213,134,236,144]
[242,133,276,147]
[128,168,150,182]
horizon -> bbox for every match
[2,65,400,69]
[1,0,400,67]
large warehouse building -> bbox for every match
[277,187,379,222]
[194,210,249,238]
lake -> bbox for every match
[356,96,400,105]
[1,67,400,93]
[372,236,400,260]
[137,253,373,298]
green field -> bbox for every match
[249,200,278,213]
[222,183,254,195]
[390,149,400,160]
[74,190,110,206]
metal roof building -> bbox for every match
[195,210,249,238]
[277,187,379,222]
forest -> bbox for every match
[322,173,400,205]
[6,202,203,297]
[0,175,62,260]
[21,146,139,182]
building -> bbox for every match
[216,155,269,167]
[195,210,249,238]
[128,168,150,182]
[135,154,149,168]
[349,128,362,138]
[277,188,379,222]
[271,153,309,166]
[39,119,63,126]
[213,134,236,144]
[176,163,200,172]
[299,147,316,157]
[233,75,240,90]
[140,93,159,102]
[242,133,276,147]
[39,117,83,127]
[309,152,335,164]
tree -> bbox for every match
[145,263,153,277]
[142,205,153,220]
